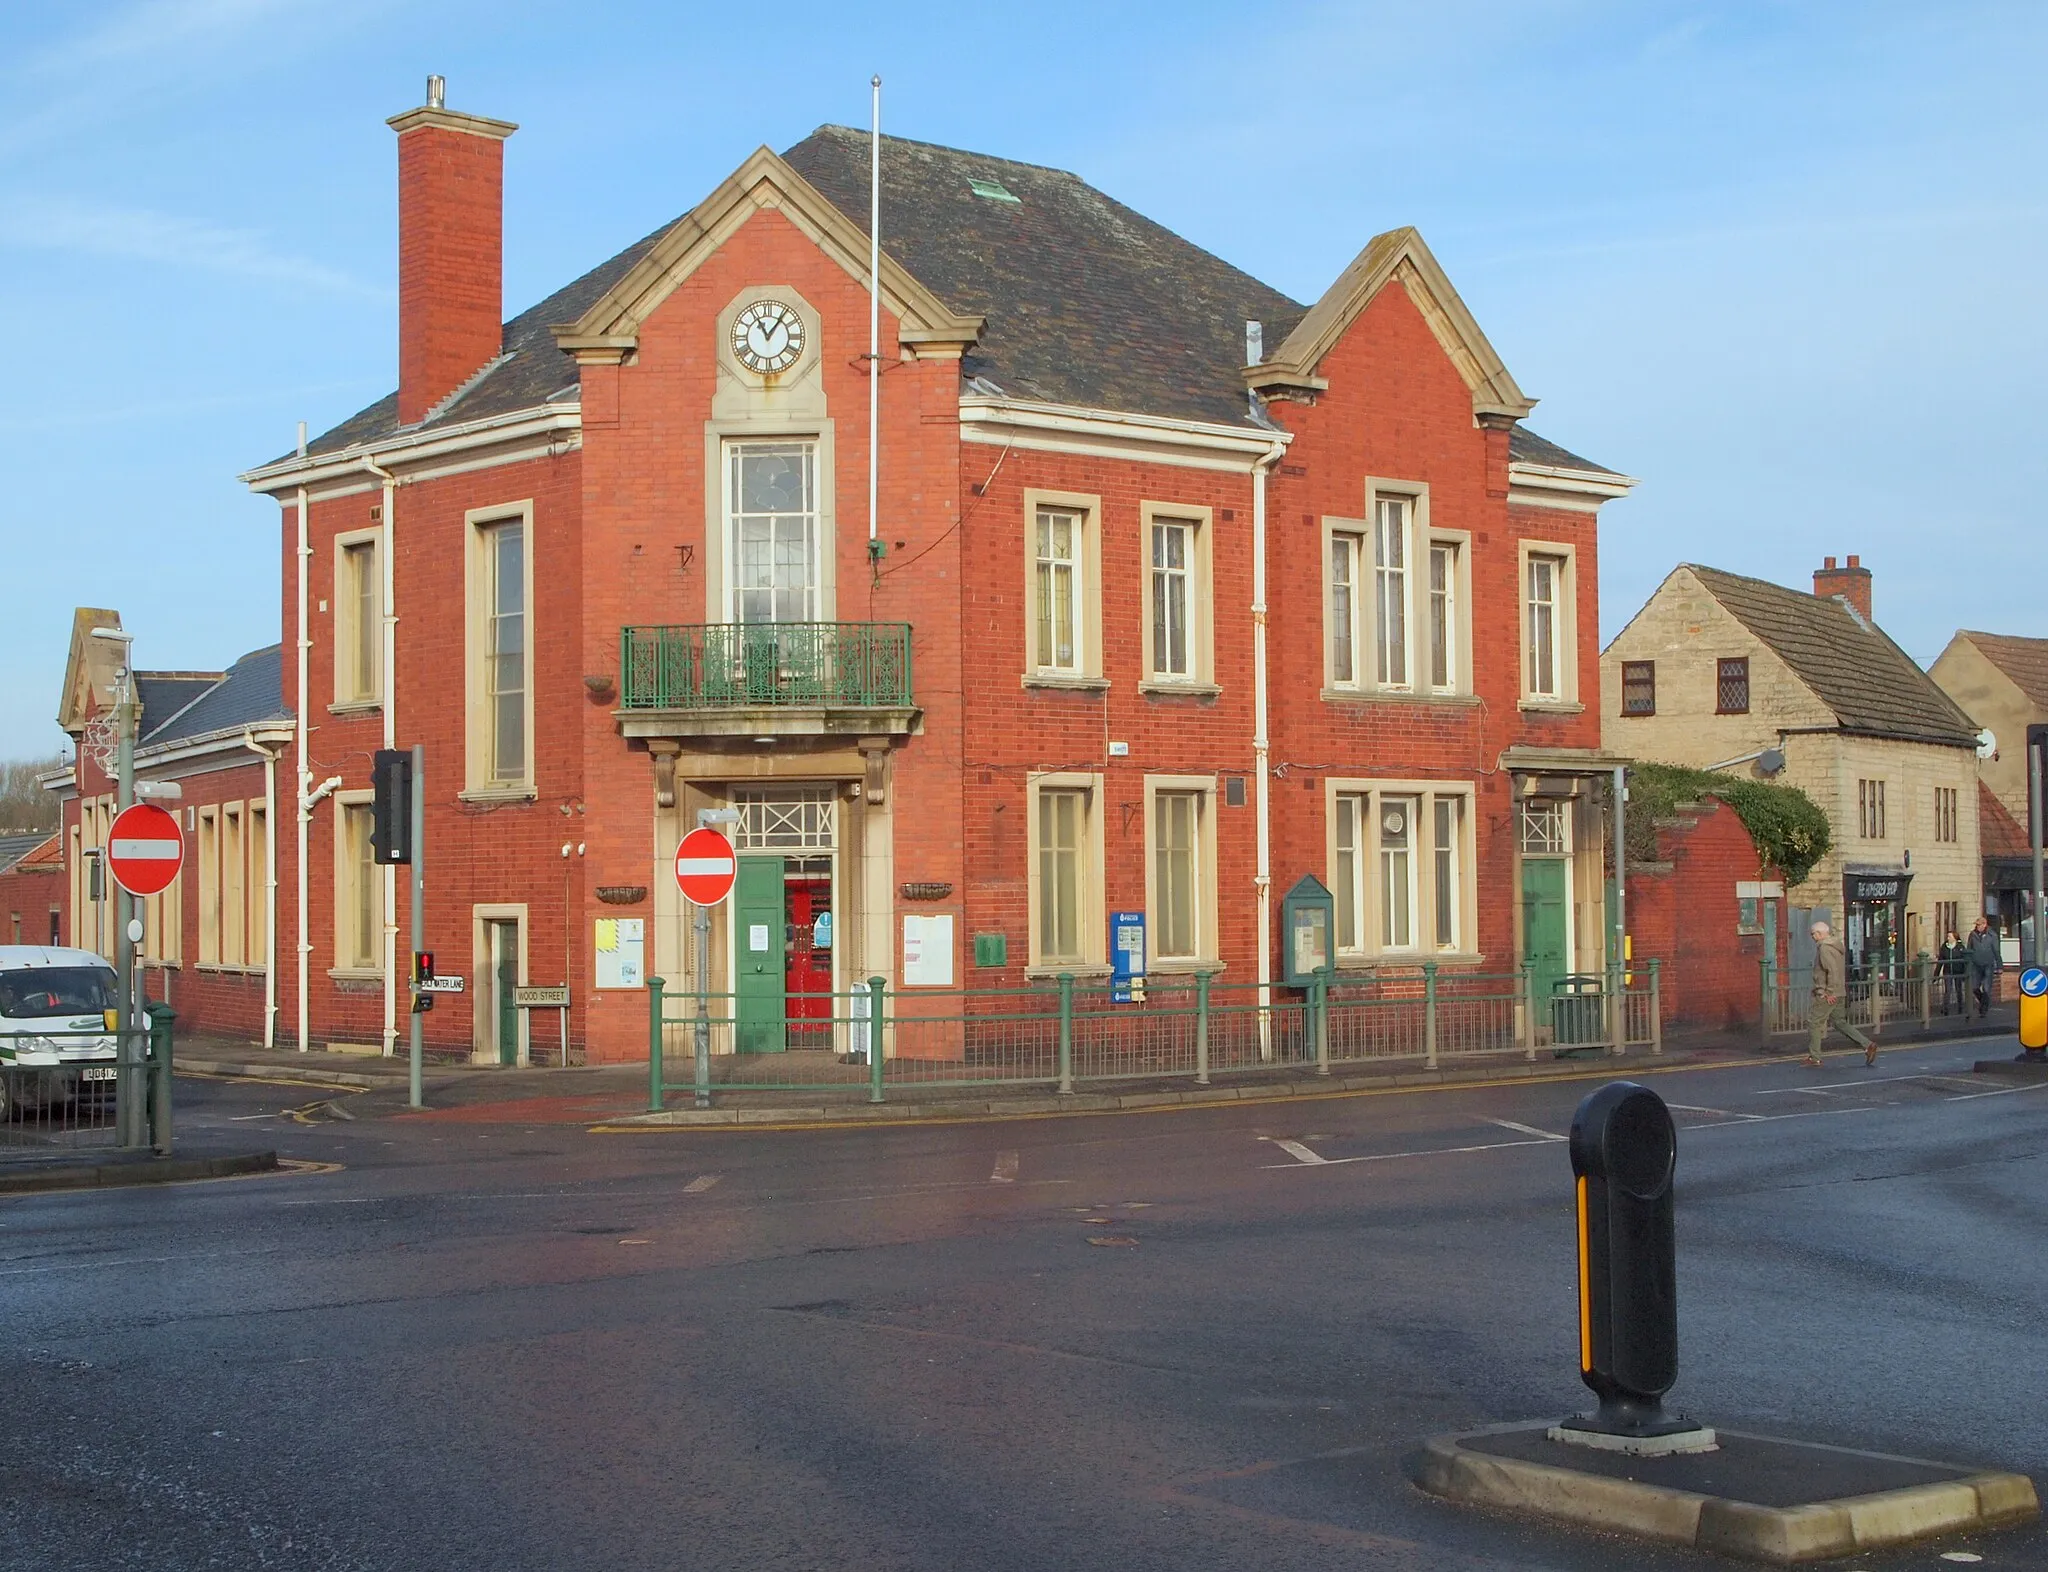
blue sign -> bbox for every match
[1111,910,1146,1003]
[2021,967,2047,999]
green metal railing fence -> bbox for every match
[646,961,1663,1110]
[620,622,913,711]
[1761,954,1955,1038]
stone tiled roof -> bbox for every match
[1687,565,1980,748]
[285,129,1615,476]
[138,646,289,750]
[1960,631,2048,711]
[1980,782,2030,861]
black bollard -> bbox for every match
[1555,1081,1710,1450]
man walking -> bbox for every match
[1966,915,2003,1021]
[1806,919,1874,1068]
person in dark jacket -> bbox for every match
[1966,916,2003,1020]
[1938,928,1969,1016]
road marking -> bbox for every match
[226,1113,279,1121]
[1484,1117,1565,1141]
[1755,1071,1982,1096]
[1944,1080,2048,1102]
[683,1173,721,1193]
[1265,1137,1331,1165]
[990,1150,1018,1184]
[1664,1103,1762,1120]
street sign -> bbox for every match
[675,826,737,906]
[107,803,184,897]
[514,985,569,1008]
[419,975,466,994]
[2020,967,2047,1052]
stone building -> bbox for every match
[1601,559,1981,978]
[1928,631,2046,938]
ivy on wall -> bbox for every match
[1625,762,1833,888]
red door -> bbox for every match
[785,877,833,1045]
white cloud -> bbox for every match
[24,0,307,75]
[0,195,385,297]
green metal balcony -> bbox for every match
[617,621,916,739]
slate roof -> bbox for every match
[1508,426,1619,476]
[1959,631,2048,711]
[0,833,56,876]
[1687,565,1980,748]
[138,645,289,750]
[134,674,220,736]
[292,128,1613,471]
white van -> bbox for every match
[0,946,121,1115]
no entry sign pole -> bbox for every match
[677,818,739,1109]
[108,798,184,1149]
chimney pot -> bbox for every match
[1813,553,1873,622]
[1245,320,1263,367]
[427,74,445,109]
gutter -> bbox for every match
[362,454,398,1061]
[239,402,582,496]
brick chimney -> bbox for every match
[387,76,517,426]
[1813,553,1872,621]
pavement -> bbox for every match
[171,1001,2027,1128]
[1,1031,2043,1570]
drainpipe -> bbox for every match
[363,454,399,1058]
[1252,437,1287,1054]
[294,437,310,1052]
[243,729,281,1048]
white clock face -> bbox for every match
[730,299,806,375]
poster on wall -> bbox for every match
[902,914,955,987]
[595,917,644,989]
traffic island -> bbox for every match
[0,1149,280,1195]
[1414,1421,2037,1562]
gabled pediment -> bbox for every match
[56,607,123,734]
[1247,226,1533,421]
[553,146,983,361]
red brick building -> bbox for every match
[224,83,1633,1064]
[0,833,63,948]
[1625,798,1788,1034]
[44,610,291,1044]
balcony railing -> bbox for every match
[620,622,913,712]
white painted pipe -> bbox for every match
[242,729,281,1049]
[295,472,310,1052]
[1252,437,1286,1056]
[364,456,398,1058]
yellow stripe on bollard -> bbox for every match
[1576,1174,1593,1372]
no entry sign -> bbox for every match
[674,827,737,906]
[107,802,185,897]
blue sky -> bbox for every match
[3,0,2043,761]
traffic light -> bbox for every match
[411,951,435,986]
[371,749,412,864]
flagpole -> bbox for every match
[868,74,881,555]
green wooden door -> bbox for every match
[1522,859,1570,1026]
[734,855,787,1053]
[490,920,520,1066]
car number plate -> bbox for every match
[80,1066,118,1082]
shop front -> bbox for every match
[1842,867,1910,982]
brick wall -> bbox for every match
[1627,798,1784,1033]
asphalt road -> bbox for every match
[3,1040,2044,1572]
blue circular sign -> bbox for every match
[2021,968,2048,999]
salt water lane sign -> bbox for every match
[675,827,738,907]
[107,803,184,897]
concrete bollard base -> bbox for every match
[1413,1421,2037,1563]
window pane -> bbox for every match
[1428,544,1453,690]
[1433,797,1460,950]
[1621,660,1656,716]
[347,543,378,700]
[1155,792,1198,959]
[1035,509,1080,671]
[1038,789,1084,961]
[1334,795,1361,952]
[1374,500,1407,686]
[1527,557,1558,696]
[1151,522,1190,678]
[346,804,376,968]
[1380,795,1416,949]
[730,442,818,623]
[487,521,526,779]
[1330,537,1355,684]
